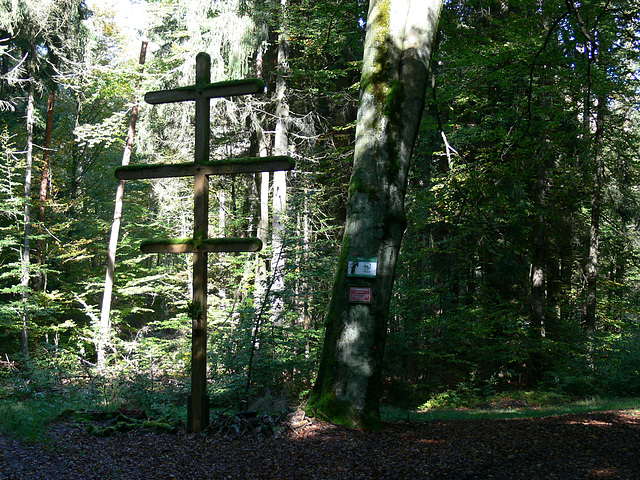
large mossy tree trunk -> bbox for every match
[308,0,443,429]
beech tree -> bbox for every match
[270,0,290,321]
[20,45,35,356]
[386,0,640,397]
[98,38,148,370]
[308,0,444,428]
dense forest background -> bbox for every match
[1,0,640,414]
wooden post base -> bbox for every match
[187,394,210,433]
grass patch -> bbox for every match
[0,368,188,442]
[0,395,71,442]
[382,395,640,423]
[0,386,186,442]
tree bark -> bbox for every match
[98,39,148,369]
[566,0,607,345]
[253,46,270,244]
[33,89,56,293]
[584,95,606,341]
[531,163,547,338]
[271,0,289,322]
[308,0,443,429]
[20,52,36,357]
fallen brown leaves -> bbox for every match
[1,410,639,479]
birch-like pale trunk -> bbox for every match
[309,0,443,429]
[531,162,547,339]
[20,61,36,357]
[254,48,270,246]
[98,39,148,369]
[271,0,289,322]
[256,130,270,299]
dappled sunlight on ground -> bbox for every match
[2,410,640,479]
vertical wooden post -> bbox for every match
[189,52,211,433]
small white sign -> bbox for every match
[347,257,377,278]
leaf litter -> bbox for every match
[1,409,639,479]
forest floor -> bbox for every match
[1,408,640,479]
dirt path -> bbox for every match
[2,410,639,479]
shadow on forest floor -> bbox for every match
[1,407,640,479]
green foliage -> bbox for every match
[0,346,187,440]
[284,0,365,92]
[382,396,640,423]
[0,0,638,433]
[0,398,60,441]
[381,0,640,410]
[0,129,25,347]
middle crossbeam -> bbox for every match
[115,156,294,180]
[144,78,264,104]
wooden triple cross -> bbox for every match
[115,52,294,433]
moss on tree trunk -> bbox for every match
[308,0,443,429]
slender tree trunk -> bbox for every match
[256,134,270,300]
[302,186,311,356]
[559,211,574,323]
[39,92,56,225]
[271,0,289,322]
[253,47,270,245]
[34,90,56,292]
[259,172,269,243]
[531,163,547,338]
[20,55,36,357]
[218,186,226,234]
[251,46,271,337]
[308,0,443,429]
[98,39,148,369]
[584,96,606,341]
[70,99,81,200]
